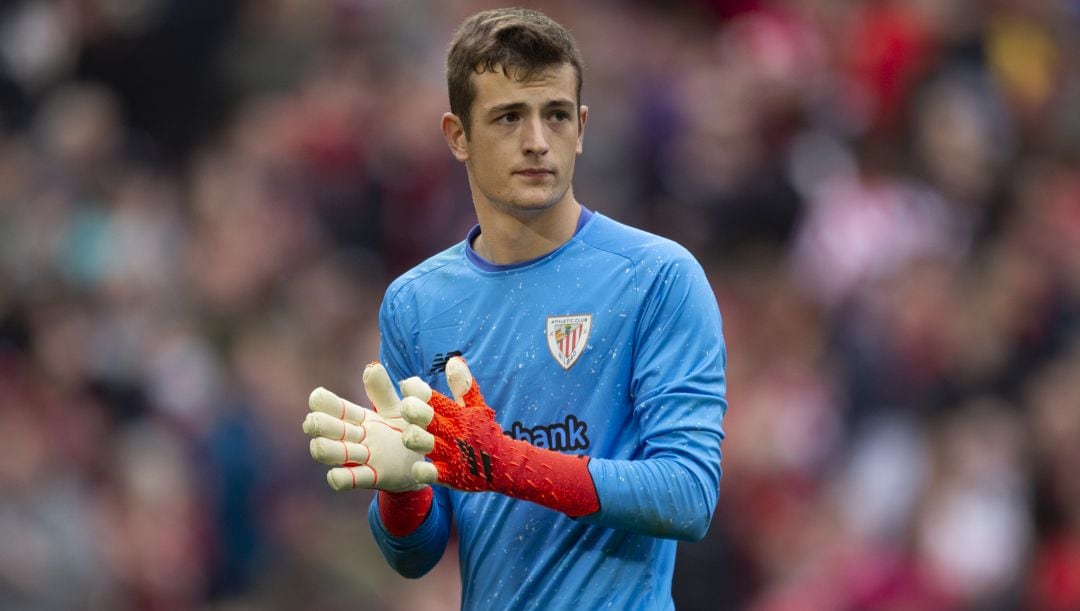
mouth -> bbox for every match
[514,168,555,180]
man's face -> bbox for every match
[446,63,586,215]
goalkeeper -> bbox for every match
[303,7,727,610]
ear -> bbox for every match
[442,112,469,162]
[576,105,588,155]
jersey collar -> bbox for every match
[465,205,594,272]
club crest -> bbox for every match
[546,314,592,370]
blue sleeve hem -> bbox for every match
[368,487,453,578]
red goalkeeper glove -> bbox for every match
[399,357,599,517]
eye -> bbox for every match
[496,112,520,124]
[550,110,571,122]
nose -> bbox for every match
[521,116,549,156]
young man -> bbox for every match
[303,8,727,609]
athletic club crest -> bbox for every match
[546,314,592,370]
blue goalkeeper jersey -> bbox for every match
[370,207,727,611]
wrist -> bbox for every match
[378,487,434,537]
[496,441,599,517]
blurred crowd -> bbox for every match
[0,0,1078,609]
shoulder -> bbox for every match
[383,242,467,308]
[580,213,703,273]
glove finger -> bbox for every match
[401,396,434,427]
[327,465,376,490]
[445,357,473,406]
[412,461,439,485]
[399,376,433,402]
[404,396,455,438]
[309,387,368,426]
[363,363,402,418]
[309,437,371,466]
[402,423,436,454]
[403,427,455,461]
[302,412,367,443]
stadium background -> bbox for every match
[0,0,1078,609]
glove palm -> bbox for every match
[303,363,429,492]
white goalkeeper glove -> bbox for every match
[303,363,430,492]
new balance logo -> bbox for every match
[428,350,463,374]
[505,415,590,452]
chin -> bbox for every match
[493,193,562,214]
[518,186,572,209]
[512,198,559,211]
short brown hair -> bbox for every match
[446,8,583,136]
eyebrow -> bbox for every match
[485,99,576,115]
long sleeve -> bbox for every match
[368,486,454,577]
[578,254,727,541]
[367,284,455,576]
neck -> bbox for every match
[472,198,581,265]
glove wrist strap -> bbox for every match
[497,441,599,517]
[378,487,433,536]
